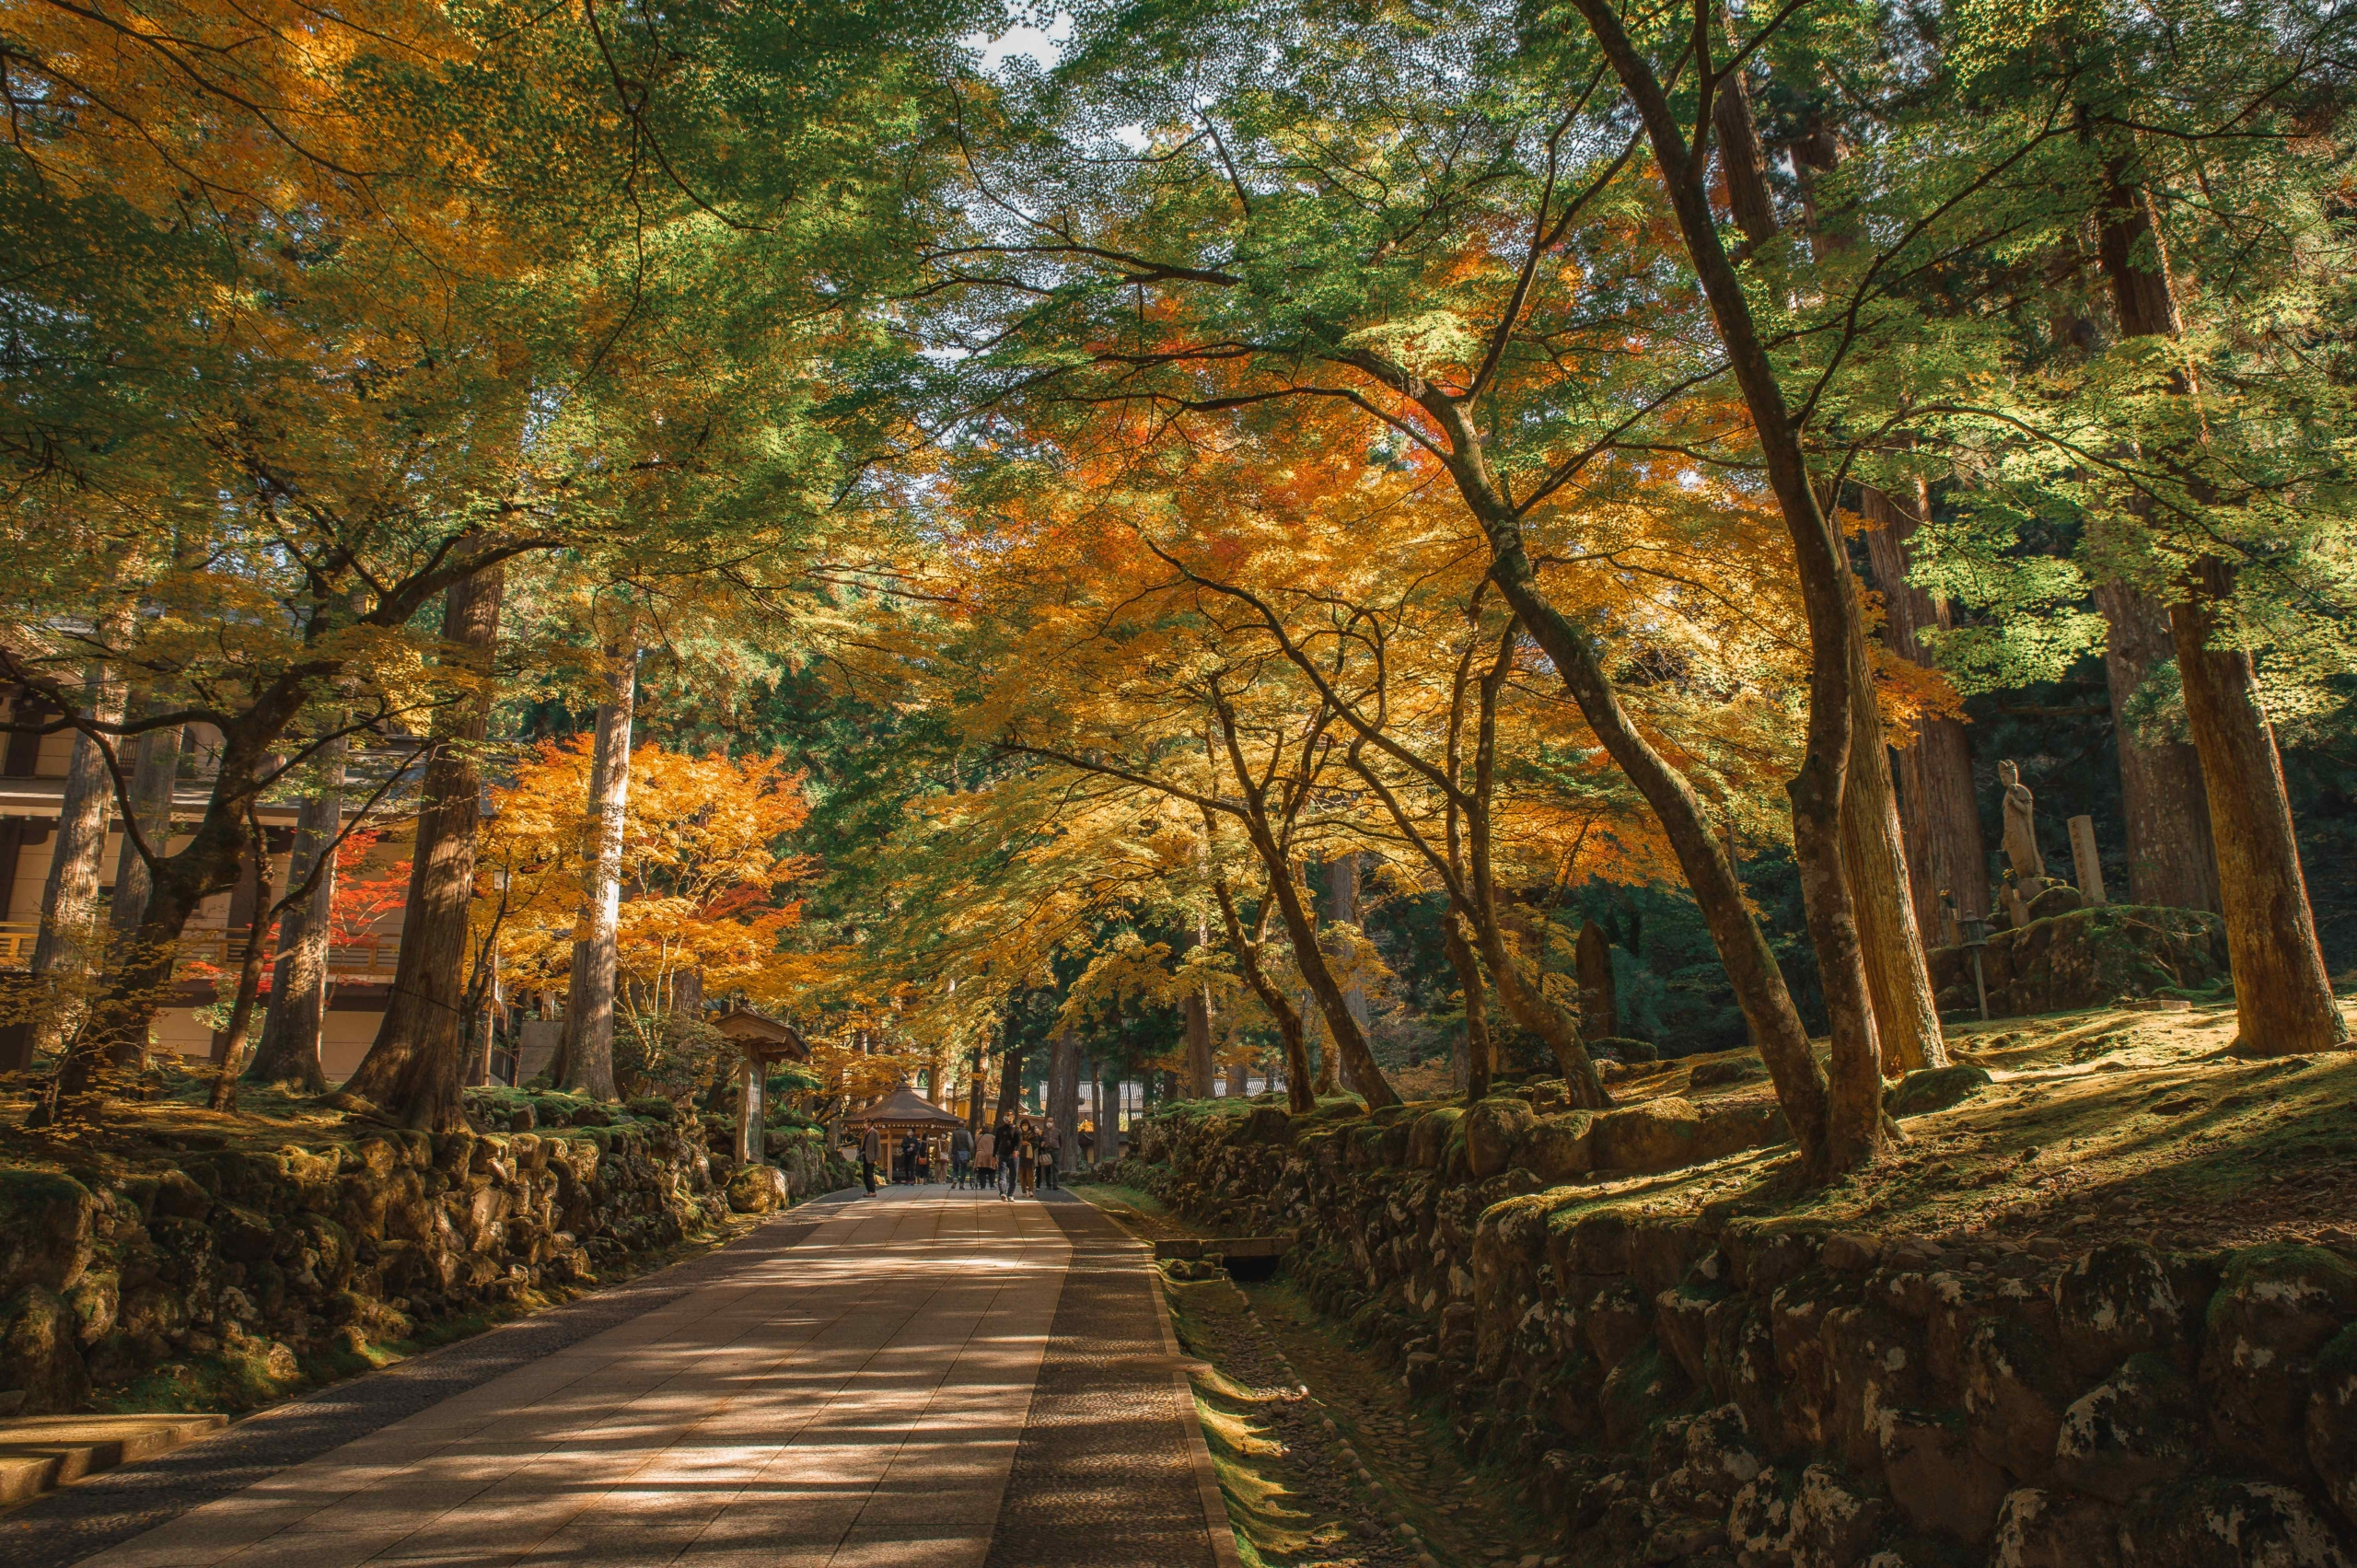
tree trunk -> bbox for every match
[1573,921,1617,1040]
[6,657,127,1070]
[1444,910,1492,1101]
[208,819,275,1110]
[1860,483,1989,935]
[967,1046,987,1131]
[1088,1059,1105,1162]
[1563,0,1883,1172]
[108,697,184,944]
[996,1032,1027,1121]
[1325,854,1376,1035]
[1213,877,1317,1113]
[342,563,505,1130]
[2092,580,2221,911]
[1840,573,1947,1074]
[2094,159,2344,1056]
[1183,914,1215,1098]
[558,648,636,1100]
[1240,827,1396,1109]
[246,738,346,1093]
[1048,1025,1081,1166]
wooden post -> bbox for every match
[2068,816,2107,906]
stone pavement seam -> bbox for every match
[1128,1202,1246,1568]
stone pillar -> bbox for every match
[736,1058,763,1165]
[2068,816,2107,906]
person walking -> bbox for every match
[997,1119,1019,1199]
[859,1124,880,1196]
[973,1124,995,1194]
[951,1123,974,1189]
[897,1132,918,1185]
[1016,1120,1037,1196]
[1040,1118,1062,1191]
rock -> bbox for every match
[1239,1106,1294,1145]
[1404,1351,1445,1400]
[1729,1467,1798,1563]
[2026,885,2084,922]
[2055,1353,2205,1504]
[1887,1064,1993,1120]
[2055,1240,2193,1379]
[1788,1462,1888,1568]
[1822,1233,1884,1273]
[624,1096,676,1123]
[0,1171,97,1295]
[569,1103,611,1128]
[2310,1324,2357,1527]
[1409,1109,1463,1170]
[1592,1098,1701,1173]
[1465,1097,1538,1179]
[725,1166,789,1214]
[1881,1408,2008,1544]
[1591,1037,1660,1063]
[150,1167,215,1220]
[1966,1317,2076,1481]
[1990,1487,2123,1568]
[1515,1112,1596,1182]
[1689,1056,1768,1091]
[0,1286,90,1414]
[1598,1340,1686,1448]
[1585,1280,1653,1367]
[2200,1245,2357,1481]
[1679,1402,1763,1506]
[64,1271,118,1346]
[2119,1477,2353,1568]
[1694,1098,1789,1161]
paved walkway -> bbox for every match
[4,1188,1228,1568]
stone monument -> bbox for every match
[1998,760,2044,926]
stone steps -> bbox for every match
[0,1412,226,1506]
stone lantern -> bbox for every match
[711,1009,809,1166]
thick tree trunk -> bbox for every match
[1840,575,1948,1074]
[342,563,505,1130]
[2170,565,2345,1054]
[1574,921,1617,1040]
[996,1033,1027,1121]
[1087,1059,1105,1162]
[2094,160,2343,1055]
[246,739,346,1093]
[6,657,127,1069]
[1183,915,1215,1098]
[967,1046,987,1131]
[1444,911,1492,1101]
[558,649,635,1100]
[1860,484,1989,935]
[1048,1025,1082,1167]
[1325,854,1376,1035]
[2093,581,2221,911]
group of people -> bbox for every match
[853,1115,1065,1198]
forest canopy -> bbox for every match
[1,0,2351,1179]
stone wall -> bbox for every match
[0,1110,852,1418]
[1119,1098,2357,1568]
[1926,905,2227,1020]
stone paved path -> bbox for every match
[3,1187,1228,1568]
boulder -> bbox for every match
[2056,1241,2193,1379]
[1463,1097,1538,1179]
[1689,1055,1769,1091]
[0,1171,96,1295]
[726,1166,789,1214]
[1515,1111,1596,1182]
[2200,1245,2357,1481]
[1679,1402,1764,1508]
[1990,1487,2123,1568]
[2119,1477,2353,1568]
[1695,1097,1790,1160]
[2026,885,2084,922]
[2310,1324,2357,1527]
[0,1286,90,1414]
[2054,1353,2206,1504]
[1591,1097,1701,1173]
[1887,1063,1993,1120]
[1881,1408,2008,1544]
[1966,1317,2076,1481]
[1408,1109,1462,1170]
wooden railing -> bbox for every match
[0,921,401,981]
